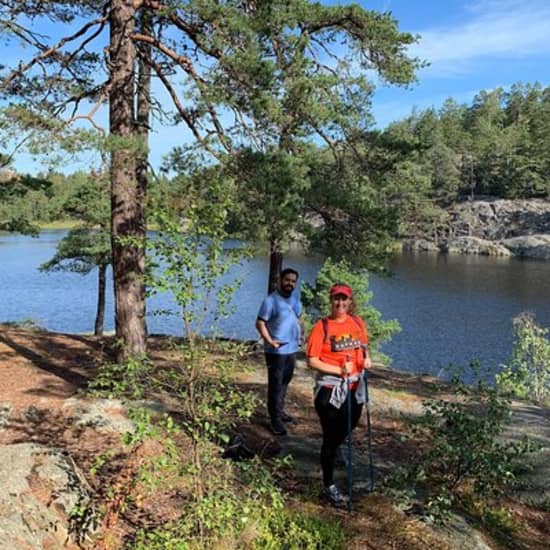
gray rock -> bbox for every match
[504,402,550,506]
[0,443,96,549]
[0,403,11,429]
[445,236,512,256]
[439,514,493,550]
[402,239,440,252]
[62,397,135,434]
[501,234,550,260]
[405,199,550,259]
[449,199,550,240]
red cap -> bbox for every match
[329,284,353,298]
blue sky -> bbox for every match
[369,0,550,126]
[5,0,550,174]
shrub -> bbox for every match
[497,312,550,404]
[386,382,534,524]
[301,258,400,358]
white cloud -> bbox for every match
[411,0,550,76]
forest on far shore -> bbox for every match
[1,81,549,240]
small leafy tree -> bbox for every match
[88,172,347,547]
[148,168,245,342]
[301,258,400,358]
[39,173,111,335]
[146,165,252,506]
[497,313,550,404]
[40,229,111,336]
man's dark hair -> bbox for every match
[280,267,299,279]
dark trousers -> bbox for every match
[315,386,362,487]
[265,352,296,423]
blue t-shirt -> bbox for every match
[257,291,302,354]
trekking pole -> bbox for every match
[345,354,353,513]
[363,365,375,492]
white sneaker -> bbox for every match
[320,484,348,508]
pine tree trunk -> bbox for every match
[268,238,283,294]
[94,264,107,336]
[109,0,146,360]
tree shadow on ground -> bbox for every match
[0,326,114,392]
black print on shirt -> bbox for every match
[329,334,361,352]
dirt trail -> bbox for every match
[1,324,549,549]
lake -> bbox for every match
[1,230,549,379]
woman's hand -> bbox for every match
[341,360,354,377]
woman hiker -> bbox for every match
[306,283,371,508]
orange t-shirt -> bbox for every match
[307,315,368,377]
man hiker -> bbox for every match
[256,268,303,436]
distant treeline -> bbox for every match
[1,82,548,231]
[373,82,550,205]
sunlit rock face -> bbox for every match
[403,199,550,258]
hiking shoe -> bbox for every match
[334,446,347,468]
[281,411,295,423]
[320,484,348,508]
[270,419,287,436]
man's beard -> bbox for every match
[281,286,293,297]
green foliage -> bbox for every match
[474,502,519,545]
[497,313,550,404]
[386,377,535,525]
[89,355,152,400]
[37,172,111,334]
[88,338,346,549]
[305,148,401,272]
[443,359,499,390]
[378,82,550,211]
[0,173,53,233]
[148,168,248,340]
[67,493,98,547]
[132,452,346,549]
[39,227,110,274]
[227,147,313,251]
[301,258,400,357]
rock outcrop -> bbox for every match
[405,199,550,258]
[0,443,96,549]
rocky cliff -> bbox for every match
[403,199,550,259]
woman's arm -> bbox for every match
[363,351,372,370]
[357,317,372,370]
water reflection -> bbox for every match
[371,252,550,378]
[1,232,549,379]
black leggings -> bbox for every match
[314,386,362,487]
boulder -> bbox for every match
[61,397,135,434]
[445,236,512,256]
[0,443,96,549]
[402,239,440,252]
[501,234,550,260]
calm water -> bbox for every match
[1,230,549,378]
